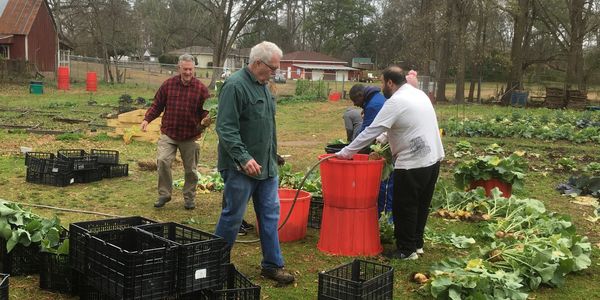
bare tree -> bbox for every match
[193,0,268,88]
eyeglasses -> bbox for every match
[260,59,278,71]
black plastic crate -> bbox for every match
[0,240,40,276]
[91,149,120,165]
[57,149,99,171]
[85,228,177,300]
[39,252,73,293]
[179,264,260,300]
[101,164,129,178]
[308,196,324,229]
[318,259,394,300]
[26,156,48,173]
[69,216,157,273]
[137,223,227,294]
[26,169,75,187]
[74,169,103,183]
[0,274,8,300]
[24,151,54,166]
[72,270,112,300]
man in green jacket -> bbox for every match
[215,41,294,285]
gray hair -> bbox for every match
[178,54,195,65]
[249,41,282,64]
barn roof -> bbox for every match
[0,0,47,35]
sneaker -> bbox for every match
[416,248,424,255]
[238,227,247,236]
[240,220,254,231]
[384,250,418,261]
[261,267,295,285]
[154,197,171,208]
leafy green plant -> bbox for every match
[556,157,578,172]
[484,143,504,155]
[452,140,472,158]
[454,154,527,190]
[584,162,600,176]
[278,164,322,196]
[56,132,84,141]
[423,192,592,299]
[378,211,394,244]
[0,200,63,253]
[370,143,393,180]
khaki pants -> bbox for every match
[157,134,199,205]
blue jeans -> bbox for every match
[215,169,284,269]
[378,173,394,222]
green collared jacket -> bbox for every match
[216,67,278,180]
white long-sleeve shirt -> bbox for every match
[337,84,445,170]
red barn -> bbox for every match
[280,51,357,81]
[0,0,58,73]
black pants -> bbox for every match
[392,161,440,255]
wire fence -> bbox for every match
[68,56,600,105]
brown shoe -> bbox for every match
[154,196,171,208]
[261,267,295,285]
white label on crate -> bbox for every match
[52,167,58,172]
[195,269,207,279]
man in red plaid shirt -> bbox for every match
[141,54,210,210]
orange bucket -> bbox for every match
[317,206,382,256]
[257,189,311,242]
[318,154,383,209]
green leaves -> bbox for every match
[0,199,64,254]
[425,192,592,299]
[454,154,527,190]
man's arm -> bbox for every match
[141,83,167,131]
[215,83,253,167]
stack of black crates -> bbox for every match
[69,216,261,300]
[24,149,128,187]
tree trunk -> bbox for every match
[454,1,469,104]
[566,0,585,91]
[435,0,454,103]
[503,0,530,104]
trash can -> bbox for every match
[30,81,43,94]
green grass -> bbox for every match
[0,84,598,299]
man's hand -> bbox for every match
[276,154,285,166]
[335,149,353,160]
[200,116,212,127]
[140,120,149,132]
[243,159,262,176]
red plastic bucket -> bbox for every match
[318,154,384,209]
[317,205,382,256]
[328,92,341,101]
[57,66,70,90]
[469,179,512,198]
[86,72,97,92]
[257,189,311,243]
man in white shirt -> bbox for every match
[336,65,444,260]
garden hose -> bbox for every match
[236,155,335,243]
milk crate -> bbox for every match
[85,228,177,300]
[318,259,393,300]
[136,222,227,294]
[69,216,156,273]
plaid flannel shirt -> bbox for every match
[144,75,210,141]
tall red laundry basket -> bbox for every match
[317,154,384,256]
